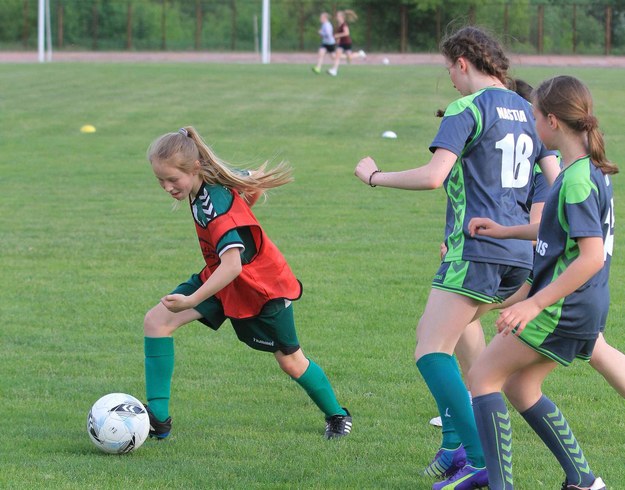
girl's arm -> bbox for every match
[538,154,560,186]
[355,148,457,190]
[529,202,545,226]
[468,192,545,242]
[496,236,605,335]
[160,248,242,313]
[468,218,539,241]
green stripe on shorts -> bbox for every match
[431,283,494,303]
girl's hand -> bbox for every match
[495,299,541,336]
[355,157,379,185]
[468,217,504,238]
[440,242,448,261]
[160,293,196,313]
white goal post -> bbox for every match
[37,0,268,64]
[261,0,270,64]
[38,0,52,62]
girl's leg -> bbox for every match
[314,48,326,71]
[429,317,488,427]
[589,332,625,398]
[470,333,554,489]
[471,331,600,489]
[522,393,598,487]
[275,348,346,419]
[455,319,486,385]
[503,363,598,488]
[415,290,484,469]
[144,303,201,425]
[331,49,341,73]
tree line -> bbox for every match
[2,0,625,55]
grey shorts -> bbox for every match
[516,326,596,366]
[432,260,530,304]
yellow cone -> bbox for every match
[80,124,96,133]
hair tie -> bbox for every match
[583,115,598,132]
[178,128,189,137]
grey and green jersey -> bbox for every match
[529,156,614,339]
[431,87,555,269]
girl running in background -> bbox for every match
[312,12,338,76]
[143,126,352,441]
[334,10,363,67]
[355,26,557,489]
[469,75,616,490]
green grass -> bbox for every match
[1,61,624,489]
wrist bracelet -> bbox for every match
[369,170,381,187]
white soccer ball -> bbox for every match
[86,393,150,454]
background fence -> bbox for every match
[2,0,625,55]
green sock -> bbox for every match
[417,352,484,467]
[145,336,174,422]
[293,359,346,418]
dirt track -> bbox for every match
[3,50,625,67]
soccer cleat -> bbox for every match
[429,416,443,427]
[327,68,338,77]
[324,407,352,439]
[432,464,488,490]
[358,49,367,58]
[561,477,606,490]
[311,66,321,74]
[145,404,172,439]
[424,445,467,478]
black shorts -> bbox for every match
[321,43,336,53]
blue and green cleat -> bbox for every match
[424,445,467,478]
[432,464,488,490]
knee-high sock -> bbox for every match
[293,359,346,418]
[144,336,174,421]
[417,353,484,466]
[521,395,595,487]
[473,393,514,489]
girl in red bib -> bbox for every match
[143,126,351,440]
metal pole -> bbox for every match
[38,0,45,62]
[46,0,52,61]
[261,0,270,64]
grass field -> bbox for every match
[2,61,625,489]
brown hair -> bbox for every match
[147,126,293,199]
[436,78,532,118]
[510,78,533,102]
[440,26,509,86]
[533,76,618,175]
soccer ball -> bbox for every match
[87,393,150,454]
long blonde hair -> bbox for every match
[147,126,293,199]
[337,10,358,23]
